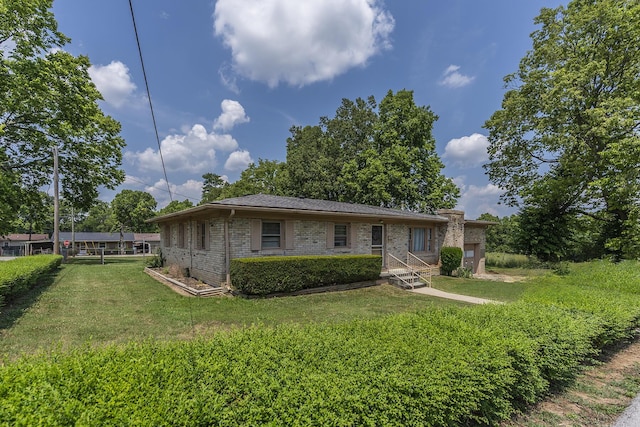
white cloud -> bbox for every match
[213,99,250,131]
[444,133,489,167]
[145,178,204,208]
[439,64,475,88]
[124,124,239,174]
[213,0,395,87]
[88,61,137,108]
[224,150,253,171]
[453,177,507,219]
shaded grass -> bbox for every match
[0,257,463,361]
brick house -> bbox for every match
[150,194,493,287]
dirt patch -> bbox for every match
[503,336,640,426]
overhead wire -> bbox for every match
[125,175,200,204]
[128,0,173,202]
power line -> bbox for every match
[128,0,172,202]
[125,175,200,204]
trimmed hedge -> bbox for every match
[1,260,639,425]
[440,246,462,276]
[0,255,62,308]
[230,254,382,295]
[0,300,629,426]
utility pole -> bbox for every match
[53,146,60,255]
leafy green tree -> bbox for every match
[284,125,340,200]
[0,0,125,214]
[10,192,54,235]
[223,159,286,198]
[111,190,158,234]
[0,151,21,233]
[477,213,521,254]
[76,200,115,232]
[285,90,459,211]
[484,0,640,260]
[200,173,228,204]
[157,200,194,216]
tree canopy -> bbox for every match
[0,0,125,235]
[284,90,459,212]
[484,0,640,259]
[111,190,158,233]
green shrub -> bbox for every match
[0,255,62,307]
[1,259,639,425]
[0,301,618,426]
[145,249,164,268]
[440,247,462,276]
[230,255,381,295]
[455,266,473,278]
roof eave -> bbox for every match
[149,203,450,223]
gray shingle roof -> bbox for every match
[209,194,449,222]
[57,232,135,242]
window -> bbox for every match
[178,223,186,248]
[195,221,209,250]
[334,224,349,247]
[409,227,433,252]
[163,225,171,247]
[261,221,282,249]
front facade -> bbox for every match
[151,195,492,287]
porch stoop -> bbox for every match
[386,252,434,290]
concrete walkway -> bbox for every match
[410,286,501,304]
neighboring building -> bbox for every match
[134,233,161,254]
[150,194,493,288]
[0,234,51,256]
[56,232,160,255]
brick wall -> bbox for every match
[159,214,482,286]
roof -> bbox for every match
[151,194,450,223]
[0,234,49,242]
[57,232,136,242]
[134,233,160,242]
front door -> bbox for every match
[371,225,384,261]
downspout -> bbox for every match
[189,220,193,277]
[225,209,235,286]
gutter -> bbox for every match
[225,209,235,286]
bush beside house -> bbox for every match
[230,255,382,295]
[440,246,463,276]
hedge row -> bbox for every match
[0,298,627,427]
[1,260,638,426]
[230,254,382,295]
[0,255,62,308]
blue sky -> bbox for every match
[52,0,567,218]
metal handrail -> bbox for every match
[387,253,416,289]
[406,252,433,287]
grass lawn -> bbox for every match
[431,271,541,302]
[0,257,465,361]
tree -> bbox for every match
[343,90,459,211]
[222,159,286,198]
[76,200,115,232]
[284,125,341,200]
[477,213,521,254]
[157,199,194,216]
[10,191,54,235]
[0,150,21,233]
[111,190,158,234]
[284,90,459,211]
[200,173,228,204]
[484,0,640,259]
[0,0,125,217]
